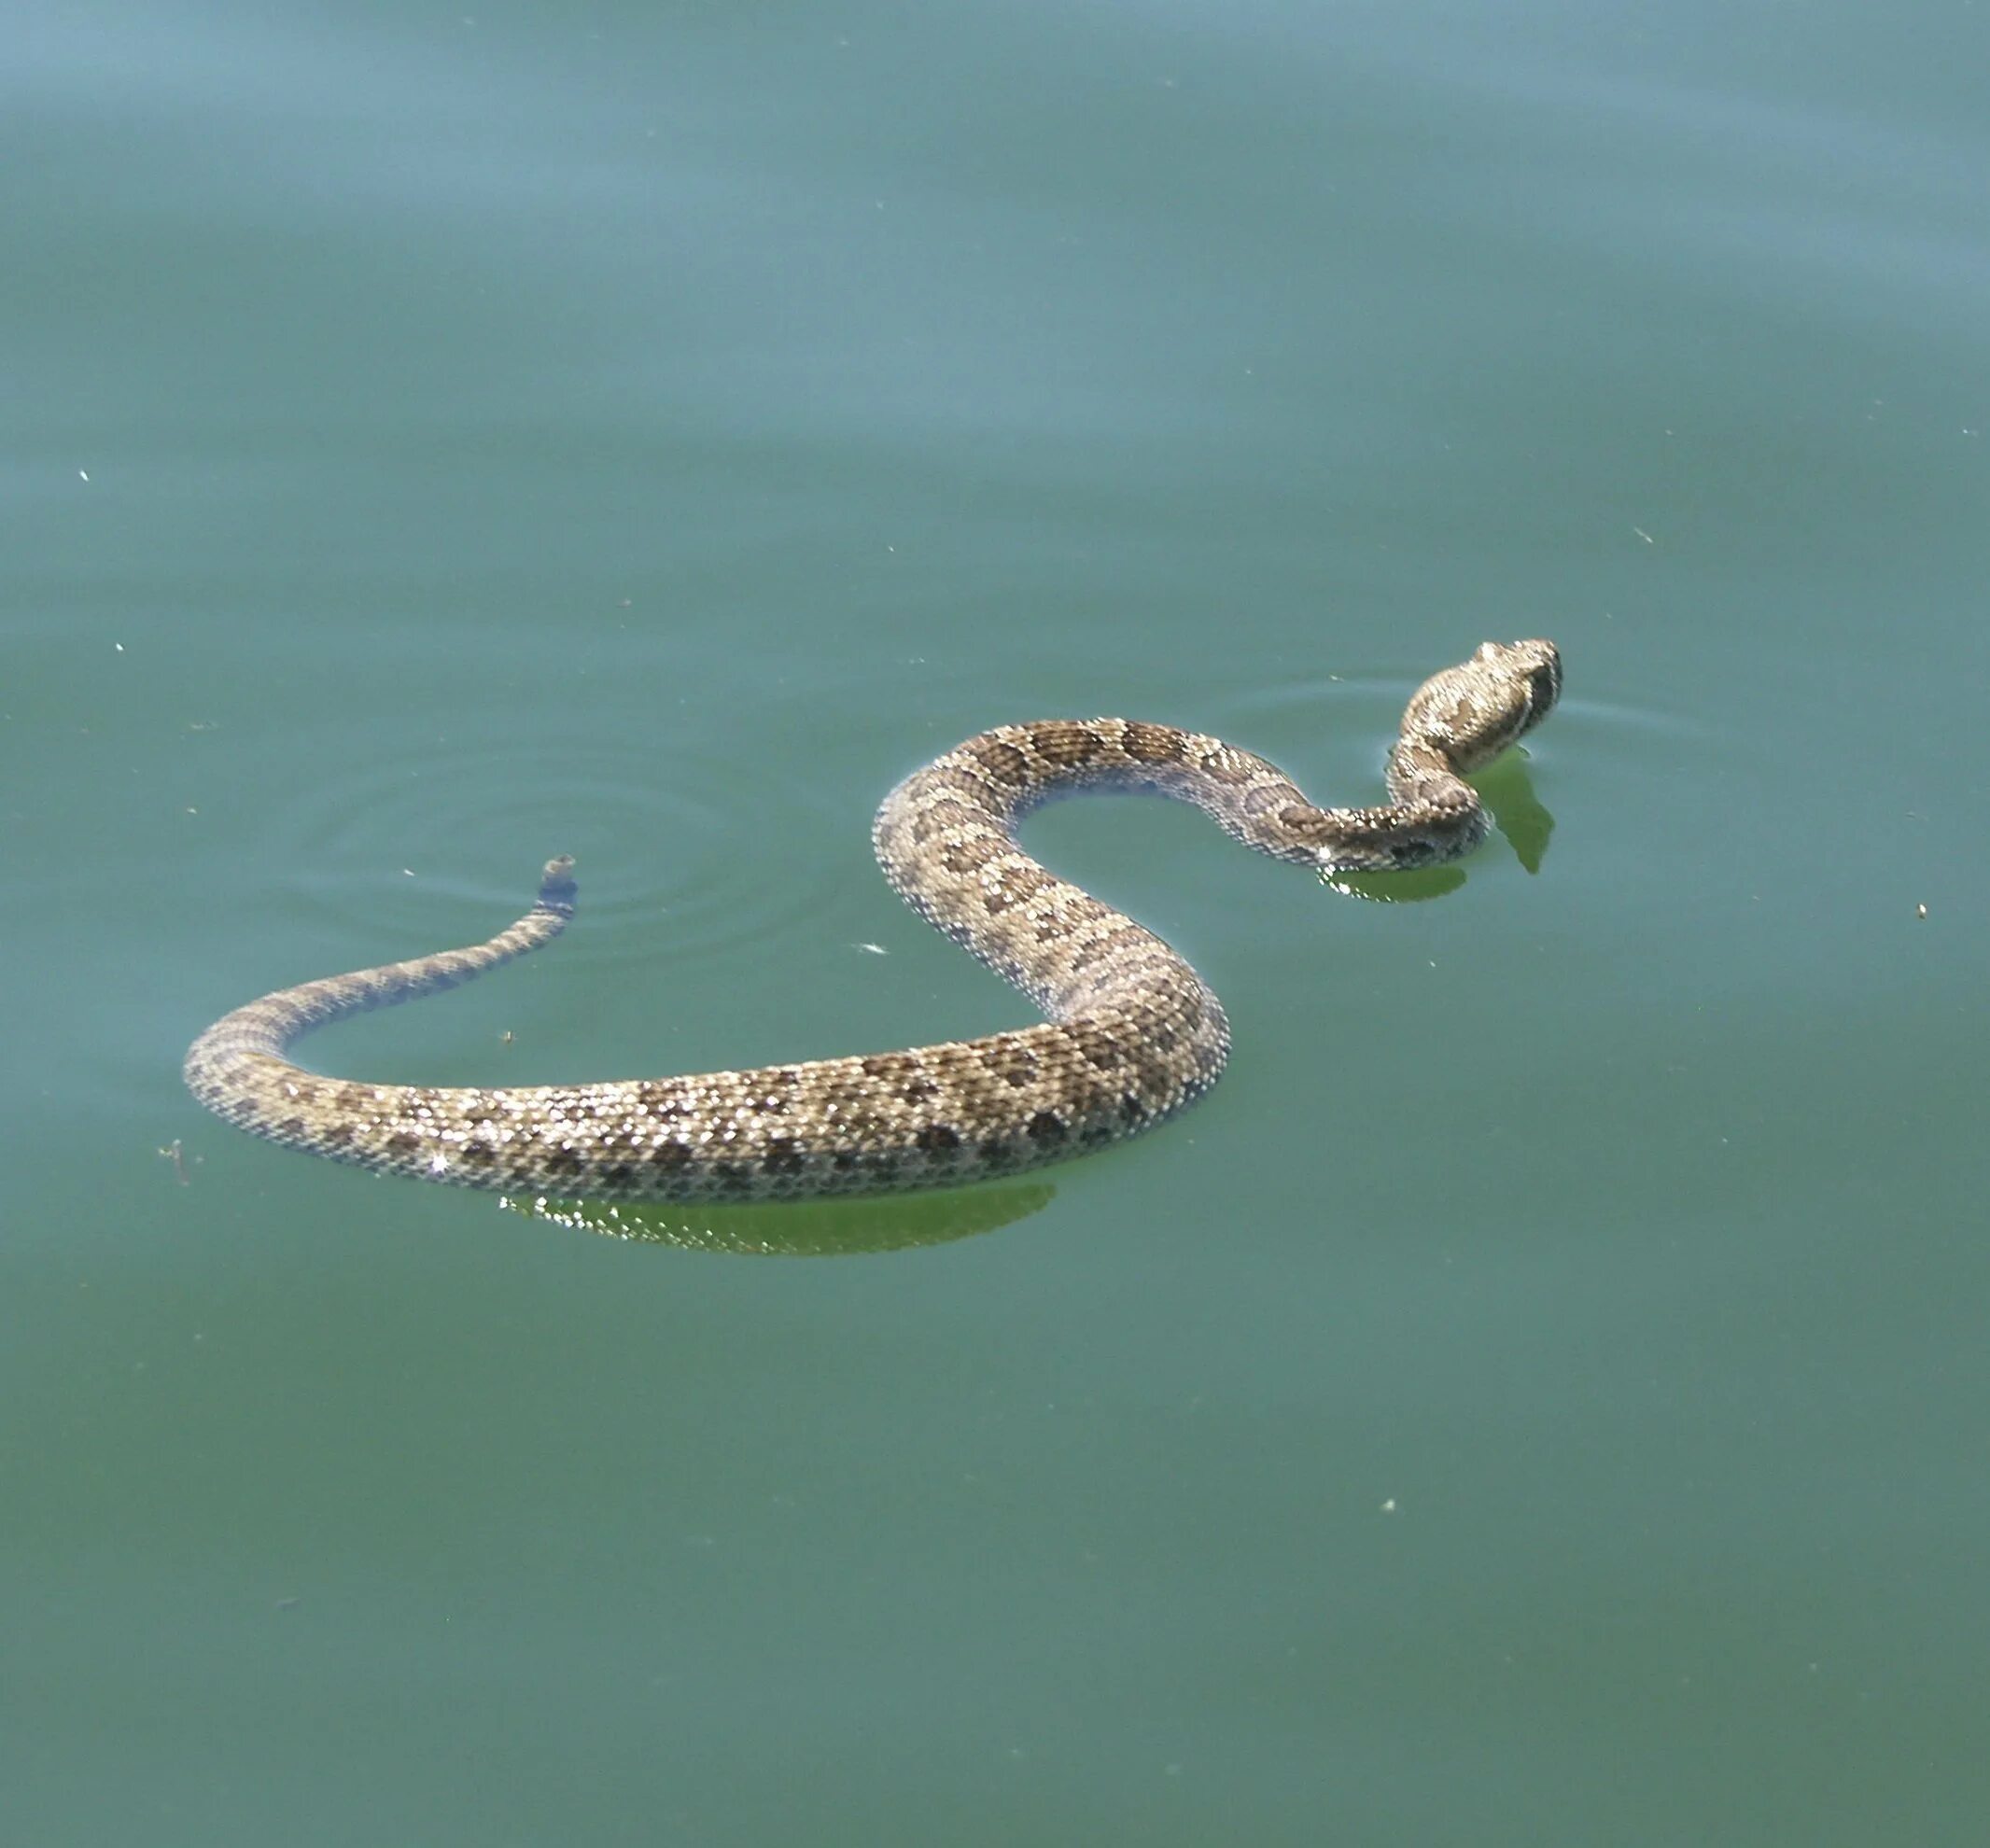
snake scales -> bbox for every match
[185,639,1560,1202]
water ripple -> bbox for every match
[258,716,851,972]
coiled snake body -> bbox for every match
[185,640,1561,1202]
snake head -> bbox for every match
[1403,638,1562,772]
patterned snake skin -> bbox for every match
[185,639,1561,1202]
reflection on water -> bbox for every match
[1482,749,1557,875]
[475,759,1556,1243]
[498,1178,1056,1255]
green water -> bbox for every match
[7,2,1988,1841]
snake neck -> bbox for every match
[1234,738,1487,875]
[1386,736,1486,820]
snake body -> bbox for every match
[184,639,1560,1202]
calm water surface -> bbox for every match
[6,1,1988,1842]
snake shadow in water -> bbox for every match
[490,749,1554,1254]
[498,1178,1058,1256]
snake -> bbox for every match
[184,638,1561,1203]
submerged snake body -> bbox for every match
[185,640,1561,1202]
